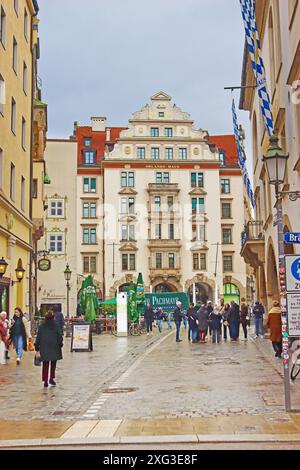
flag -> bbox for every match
[232,99,255,208]
[240,0,274,136]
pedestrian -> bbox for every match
[207,301,213,337]
[187,303,197,342]
[197,304,209,343]
[9,307,31,365]
[156,307,164,333]
[183,310,188,330]
[228,301,240,342]
[210,305,222,344]
[0,312,9,365]
[173,301,183,343]
[240,298,250,341]
[0,311,10,360]
[221,303,230,341]
[54,306,65,337]
[35,309,63,388]
[253,300,265,338]
[144,304,154,336]
[166,310,172,330]
[266,300,282,358]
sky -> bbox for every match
[37,0,252,159]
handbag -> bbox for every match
[34,353,42,367]
[28,338,35,352]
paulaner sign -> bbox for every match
[144,293,189,311]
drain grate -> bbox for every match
[103,387,138,394]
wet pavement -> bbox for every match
[1,325,300,442]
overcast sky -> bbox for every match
[38,0,252,159]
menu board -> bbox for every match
[71,323,93,352]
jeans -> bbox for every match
[255,317,264,336]
[13,336,24,359]
[192,328,199,341]
[183,317,188,329]
[212,329,221,344]
[42,361,57,383]
[156,319,163,333]
[229,322,239,340]
[146,319,152,333]
[175,320,181,341]
[167,319,172,330]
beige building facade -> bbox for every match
[240,0,300,310]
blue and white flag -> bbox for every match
[232,99,255,208]
[240,0,274,136]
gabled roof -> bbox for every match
[208,135,239,167]
[151,91,172,101]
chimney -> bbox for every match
[91,116,107,132]
[106,128,111,141]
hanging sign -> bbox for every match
[38,258,51,272]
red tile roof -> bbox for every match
[208,135,238,167]
[76,126,126,166]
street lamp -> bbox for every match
[0,258,8,278]
[12,259,25,286]
[262,131,291,411]
[64,264,72,338]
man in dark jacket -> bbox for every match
[253,301,265,338]
[173,301,183,342]
[187,303,197,342]
[207,301,213,337]
[144,304,154,336]
[228,301,240,341]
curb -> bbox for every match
[2,434,300,448]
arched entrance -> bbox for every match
[223,283,240,305]
[116,283,130,295]
[267,242,279,306]
[187,283,213,304]
[153,283,177,293]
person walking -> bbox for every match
[207,301,213,338]
[0,312,10,360]
[144,304,154,336]
[166,310,173,330]
[156,307,164,333]
[187,303,197,342]
[240,298,250,341]
[9,307,30,365]
[210,305,222,344]
[35,309,63,388]
[266,300,282,358]
[197,304,209,343]
[54,307,65,337]
[0,312,9,365]
[253,301,265,338]
[221,303,230,341]
[173,301,183,343]
[228,301,240,342]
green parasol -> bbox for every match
[127,280,139,323]
[79,275,98,324]
[136,272,145,318]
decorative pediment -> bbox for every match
[189,188,207,196]
[118,188,137,196]
[119,242,138,252]
[151,91,172,101]
[190,214,209,223]
[119,215,137,223]
[190,242,209,251]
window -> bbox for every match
[84,137,91,147]
[155,224,162,240]
[121,224,135,241]
[121,171,134,187]
[24,9,28,40]
[122,254,135,271]
[83,202,96,218]
[222,228,232,244]
[154,196,161,212]
[21,177,25,211]
[219,150,226,166]
[83,256,97,273]
[48,233,64,254]
[191,197,205,214]
[0,148,3,190]
[48,199,64,218]
[10,163,15,201]
[158,112,164,118]
[14,0,18,15]
[32,179,38,198]
[151,148,160,160]
[21,117,26,149]
[221,203,231,219]
[167,196,174,210]
[164,128,173,137]
[151,127,159,137]
[223,255,233,272]
[121,197,135,214]
[84,150,95,165]
[192,224,206,242]
[155,253,162,269]
[83,227,97,245]
[179,148,187,160]
[11,98,16,134]
[0,75,4,115]
[193,253,206,270]
[23,62,27,94]
[221,179,230,194]
[0,7,6,48]
[156,172,170,184]
[168,253,175,268]
[137,147,145,159]
[191,172,204,188]
[83,177,96,193]
[165,148,173,160]
[168,224,174,240]
[13,37,18,74]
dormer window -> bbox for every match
[219,150,226,166]
[84,150,95,165]
[84,138,92,147]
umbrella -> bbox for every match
[136,272,145,318]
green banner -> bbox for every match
[144,292,189,311]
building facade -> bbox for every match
[0,0,39,316]
[240,0,300,310]
[103,92,249,304]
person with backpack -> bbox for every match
[253,300,265,338]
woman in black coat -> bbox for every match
[35,309,63,388]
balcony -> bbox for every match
[147,183,180,194]
[149,268,181,282]
[148,239,182,249]
[240,221,265,268]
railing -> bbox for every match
[241,220,264,246]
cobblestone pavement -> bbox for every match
[1,325,300,425]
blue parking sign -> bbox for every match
[291,258,300,282]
